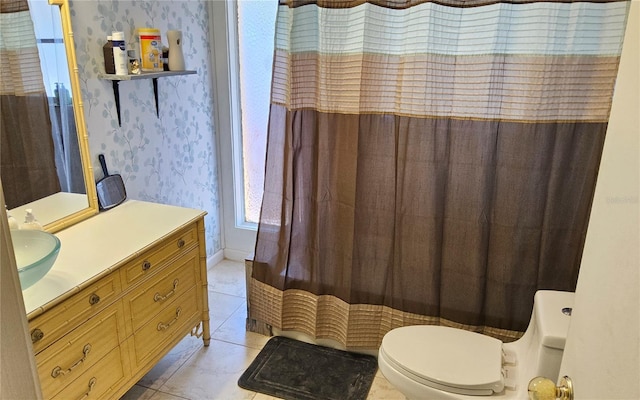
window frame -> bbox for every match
[208,0,257,260]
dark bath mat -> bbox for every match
[238,336,378,400]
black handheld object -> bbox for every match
[96,154,126,210]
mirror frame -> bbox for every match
[41,0,98,232]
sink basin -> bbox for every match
[11,230,61,289]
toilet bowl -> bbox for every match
[378,290,574,400]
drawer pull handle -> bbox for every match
[77,377,97,400]
[157,307,182,331]
[154,279,179,302]
[142,260,152,271]
[89,293,100,305]
[51,344,92,378]
[177,239,186,248]
[31,328,44,343]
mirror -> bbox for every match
[1,0,97,232]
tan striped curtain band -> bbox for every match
[272,0,630,122]
[0,0,46,95]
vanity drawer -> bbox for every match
[124,247,199,333]
[30,272,122,354]
[131,286,201,367]
[50,343,128,400]
[120,224,198,289]
[36,302,126,399]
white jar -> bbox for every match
[112,31,128,75]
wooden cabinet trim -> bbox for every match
[124,247,200,334]
[26,215,204,322]
[35,302,127,399]
[29,273,122,354]
[120,224,199,290]
[29,211,209,400]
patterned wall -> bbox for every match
[69,0,221,257]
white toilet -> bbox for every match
[378,290,574,399]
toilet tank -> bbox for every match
[532,290,575,380]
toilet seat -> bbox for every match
[380,325,505,396]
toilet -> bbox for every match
[378,290,574,400]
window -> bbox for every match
[28,0,70,99]
[208,0,277,257]
[237,0,277,224]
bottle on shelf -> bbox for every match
[112,31,128,75]
[103,35,115,74]
[167,30,185,71]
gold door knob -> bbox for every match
[88,293,100,305]
[31,328,44,343]
[528,376,573,400]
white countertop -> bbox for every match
[9,192,88,227]
[21,200,206,317]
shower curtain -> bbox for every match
[0,0,60,209]
[249,0,630,348]
[49,84,85,194]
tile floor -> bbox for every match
[120,259,406,400]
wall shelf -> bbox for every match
[98,70,197,126]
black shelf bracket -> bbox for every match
[112,81,122,127]
[152,78,159,118]
[110,79,158,126]
[99,70,197,127]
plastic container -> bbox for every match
[19,209,43,231]
[103,35,115,74]
[166,30,185,71]
[6,207,19,230]
[112,31,128,75]
[137,28,163,72]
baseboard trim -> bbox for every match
[207,249,225,269]
[206,248,253,268]
[223,248,252,262]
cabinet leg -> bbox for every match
[202,288,211,346]
[200,266,211,346]
[202,322,211,347]
[198,218,211,346]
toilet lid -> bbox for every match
[380,325,504,395]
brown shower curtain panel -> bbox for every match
[250,0,630,348]
[1,0,59,209]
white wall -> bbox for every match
[69,0,222,259]
[560,2,639,399]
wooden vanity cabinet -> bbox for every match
[26,206,210,400]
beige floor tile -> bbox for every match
[208,260,246,298]
[120,384,157,400]
[208,290,246,332]
[367,374,406,399]
[157,339,260,400]
[135,334,205,390]
[149,390,195,400]
[212,304,271,350]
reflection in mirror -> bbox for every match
[1,0,97,230]
[30,0,85,195]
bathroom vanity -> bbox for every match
[21,200,210,399]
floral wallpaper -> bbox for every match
[69,0,221,257]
